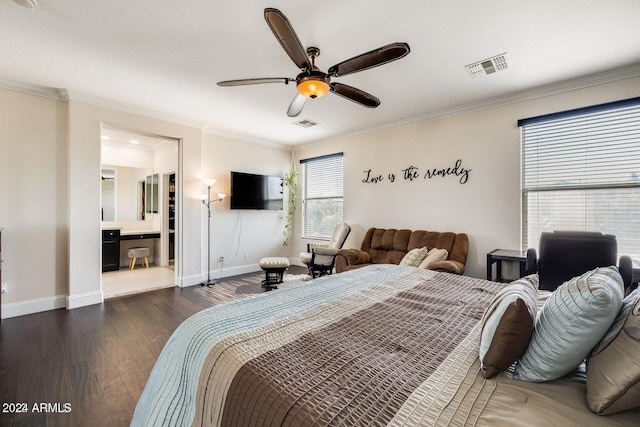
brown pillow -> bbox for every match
[479,275,539,379]
[586,289,640,415]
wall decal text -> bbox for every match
[362,159,470,185]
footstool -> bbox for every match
[128,247,150,270]
[259,257,289,289]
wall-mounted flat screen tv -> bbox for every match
[230,171,283,210]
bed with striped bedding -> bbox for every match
[131,264,640,426]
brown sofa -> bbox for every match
[335,227,469,275]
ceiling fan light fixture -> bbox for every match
[297,76,330,99]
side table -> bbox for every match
[487,249,527,282]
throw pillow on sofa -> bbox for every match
[399,246,429,267]
[514,266,624,382]
[418,248,448,269]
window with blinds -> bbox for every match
[300,153,344,239]
[519,97,640,256]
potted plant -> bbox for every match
[282,170,298,246]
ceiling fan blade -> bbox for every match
[217,78,293,87]
[330,83,380,108]
[287,94,307,117]
[264,8,310,71]
[328,42,410,77]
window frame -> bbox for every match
[519,96,640,255]
[300,153,344,240]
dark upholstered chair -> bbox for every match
[525,231,632,291]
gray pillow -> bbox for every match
[514,266,624,382]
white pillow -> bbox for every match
[418,248,448,269]
[513,266,624,382]
[399,246,429,267]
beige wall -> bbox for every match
[294,75,640,279]
[0,88,68,311]
[200,133,291,277]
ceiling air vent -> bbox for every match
[465,53,508,78]
[293,119,319,128]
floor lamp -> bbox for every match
[201,178,226,286]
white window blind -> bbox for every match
[520,97,640,256]
[301,153,344,239]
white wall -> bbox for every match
[294,75,640,279]
[0,87,68,315]
[200,132,292,278]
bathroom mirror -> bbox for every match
[101,165,153,221]
[141,173,159,218]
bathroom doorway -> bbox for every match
[100,127,180,298]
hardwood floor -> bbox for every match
[0,266,308,427]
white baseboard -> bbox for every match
[178,273,203,288]
[180,263,262,288]
[213,263,261,278]
[1,294,67,319]
[66,290,103,309]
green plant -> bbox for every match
[282,170,298,246]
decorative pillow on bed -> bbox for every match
[479,274,538,379]
[514,266,624,382]
[418,248,448,269]
[399,246,429,267]
[586,288,640,415]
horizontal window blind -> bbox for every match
[301,154,344,239]
[521,97,640,256]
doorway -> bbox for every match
[100,127,180,299]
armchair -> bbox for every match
[299,223,351,278]
[525,230,632,291]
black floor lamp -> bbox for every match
[201,178,225,286]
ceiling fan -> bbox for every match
[217,8,410,117]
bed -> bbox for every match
[131,265,640,426]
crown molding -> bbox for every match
[3,62,639,152]
[64,89,208,130]
[297,63,640,150]
[201,125,292,151]
[0,77,68,101]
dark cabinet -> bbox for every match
[102,229,121,272]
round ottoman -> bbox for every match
[259,257,289,289]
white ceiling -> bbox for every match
[1,0,640,146]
